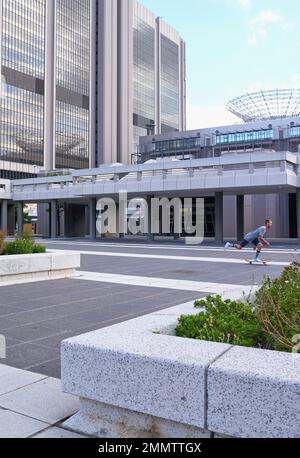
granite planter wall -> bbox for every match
[61,290,300,439]
[0,251,80,286]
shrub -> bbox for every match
[176,295,268,348]
[3,236,46,256]
[255,262,300,352]
[0,231,6,255]
[176,264,300,353]
[32,244,46,254]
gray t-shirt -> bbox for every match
[244,226,266,242]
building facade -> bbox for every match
[131,2,186,161]
[139,116,300,239]
[0,0,185,180]
[97,0,186,166]
[0,0,93,179]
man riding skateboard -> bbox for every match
[224,219,273,264]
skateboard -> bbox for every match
[245,259,268,266]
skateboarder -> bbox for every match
[224,219,273,264]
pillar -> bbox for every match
[297,189,300,246]
[0,200,8,233]
[89,198,97,240]
[17,202,23,236]
[236,195,244,241]
[50,200,58,239]
[215,192,224,245]
[44,0,56,171]
[147,195,154,242]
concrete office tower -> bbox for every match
[131,2,186,161]
[97,0,186,165]
[0,0,185,178]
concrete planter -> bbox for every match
[0,251,80,286]
[61,290,300,439]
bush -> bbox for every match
[0,231,6,255]
[256,262,300,352]
[176,295,268,348]
[176,264,300,353]
[3,236,46,256]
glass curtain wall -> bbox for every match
[133,14,155,159]
[1,0,46,166]
[55,0,90,169]
[160,35,179,133]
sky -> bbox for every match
[140,0,300,129]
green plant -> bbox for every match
[0,230,6,255]
[255,262,300,352]
[3,236,46,256]
[32,244,46,254]
[176,295,268,348]
[176,264,300,353]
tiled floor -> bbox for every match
[0,279,204,377]
[0,364,81,438]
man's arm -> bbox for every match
[258,236,270,247]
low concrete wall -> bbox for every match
[0,252,80,286]
[61,290,300,439]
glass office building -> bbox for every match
[55,0,90,169]
[0,0,46,177]
[0,0,185,177]
[0,0,92,178]
[131,1,185,163]
[132,11,156,156]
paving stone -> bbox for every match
[0,378,79,424]
[0,364,46,395]
[28,359,61,379]
[0,408,48,438]
[33,426,87,438]
[3,343,59,370]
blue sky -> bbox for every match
[140,0,300,128]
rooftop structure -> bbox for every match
[227,89,300,123]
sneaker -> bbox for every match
[224,242,232,250]
[254,258,263,264]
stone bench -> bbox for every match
[0,251,80,285]
[61,295,300,438]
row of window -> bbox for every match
[145,137,202,153]
[216,130,273,145]
[290,126,300,138]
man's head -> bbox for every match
[265,219,273,229]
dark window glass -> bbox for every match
[133,15,155,156]
[1,0,46,166]
[55,0,90,169]
[160,35,179,132]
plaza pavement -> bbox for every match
[0,239,298,437]
[0,239,298,379]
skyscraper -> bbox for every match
[0,0,186,179]
[132,2,186,160]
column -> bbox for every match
[89,198,97,240]
[97,0,118,165]
[179,39,187,131]
[17,202,23,236]
[147,195,154,242]
[155,17,161,134]
[0,200,8,233]
[236,195,244,241]
[117,0,133,164]
[215,192,224,245]
[50,200,58,239]
[297,189,300,247]
[89,0,97,168]
[44,0,56,171]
